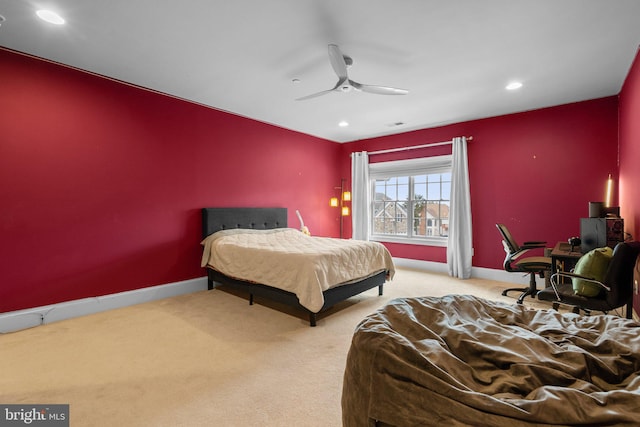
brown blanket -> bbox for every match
[342,295,640,426]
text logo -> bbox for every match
[1,405,69,426]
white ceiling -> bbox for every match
[1,0,640,143]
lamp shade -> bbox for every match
[342,191,351,202]
[605,174,613,207]
[330,197,339,207]
[342,206,350,216]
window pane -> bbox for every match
[387,185,397,199]
[397,183,409,201]
[414,181,426,199]
[441,181,451,199]
[412,198,426,236]
[427,182,440,199]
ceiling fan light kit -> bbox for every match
[296,44,408,101]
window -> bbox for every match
[369,156,452,246]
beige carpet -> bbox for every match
[0,268,555,426]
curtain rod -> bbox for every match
[364,136,473,156]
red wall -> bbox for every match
[1,45,635,314]
[0,49,341,312]
[343,97,621,270]
[619,47,640,313]
[620,48,640,241]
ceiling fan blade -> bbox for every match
[351,80,409,95]
[295,89,334,101]
[296,78,348,101]
[328,44,348,80]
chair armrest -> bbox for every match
[550,272,611,292]
[509,247,548,263]
[521,241,547,249]
[507,241,548,265]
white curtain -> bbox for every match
[351,151,370,240]
[447,137,473,279]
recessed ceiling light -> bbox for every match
[506,81,523,91]
[36,10,65,25]
[338,121,349,127]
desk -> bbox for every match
[550,242,582,283]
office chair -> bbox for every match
[496,223,552,304]
[537,241,640,319]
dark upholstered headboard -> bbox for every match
[201,207,288,238]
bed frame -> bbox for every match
[201,207,386,326]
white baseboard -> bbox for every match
[0,277,208,334]
[392,257,533,285]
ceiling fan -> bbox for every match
[296,44,409,101]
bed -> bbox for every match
[200,207,395,326]
[342,295,640,426]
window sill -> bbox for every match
[370,235,448,247]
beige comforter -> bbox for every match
[201,228,395,312]
[343,295,640,426]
